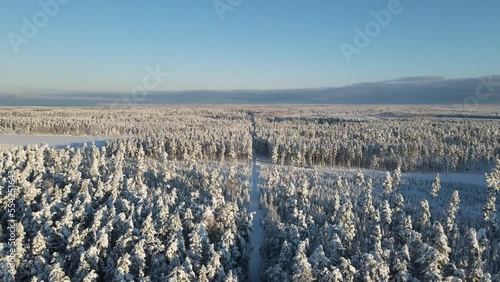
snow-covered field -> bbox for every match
[329,167,486,186]
[401,171,486,186]
[0,134,118,148]
[256,157,487,186]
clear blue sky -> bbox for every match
[1,0,499,94]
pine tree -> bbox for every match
[380,200,392,237]
[199,265,210,282]
[431,173,441,197]
[327,227,345,260]
[309,245,331,278]
[483,159,499,229]
[392,244,413,282]
[337,197,356,250]
[131,240,147,277]
[393,165,402,187]
[445,190,461,248]
[358,253,390,282]
[291,240,314,282]
[48,262,71,282]
[392,194,408,246]
[416,222,451,281]
[457,228,484,281]
[114,253,134,281]
[430,222,451,261]
[82,270,98,282]
[355,169,365,186]
[339,257,356,282]
[383,172,394,195]
[418,200,431,232]
[318,267,343,282]
[271,145,279,164]
[479,273,492,282]
[188,224,207,273]
[168,265,192,282]
[32,231,46,256]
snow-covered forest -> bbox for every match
[0,108,253,162]
[255,116,499,171]
[259,163,500,281]
[1,140,253,281]
[0,106,499,281]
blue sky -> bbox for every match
[1,0,499,94]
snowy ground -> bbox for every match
[334,168,486,186]
[249,159,264,282]
[0,134,118,148]
[255,155,487,186]
[249,113,264,282]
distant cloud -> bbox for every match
[384,76,445,83]
[0,75,498,106]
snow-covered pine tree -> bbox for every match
[418,199,431,233]
[392,244,413,282]
[358,253,390,282]
[392,165,402,187]
[416,222,451,281]
[483,159,499,230]
[309,245,331,279]
[337,197,356,252]
[31,231,47,256]
[380,200,392,237]
[456,228,484,281]
[383,172,394,196]
[291,240,314,282]
[355,169,365,186]
[338,257,356,282]
[431,173,441,198]
[445,190,461,247]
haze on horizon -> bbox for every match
[0,0,499,103]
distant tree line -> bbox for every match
[255,116,500,172]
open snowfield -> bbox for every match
[331,167,487,186]
[256,156,487,186]
[0,134,118,148]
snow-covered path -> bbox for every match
[249,113,264,282]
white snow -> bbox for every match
[334,168,486,186]
[256,155,487,187]
[0,134,118,148]
[249,114,264,282]
[249,159,265,282]
[401,171,486,186]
